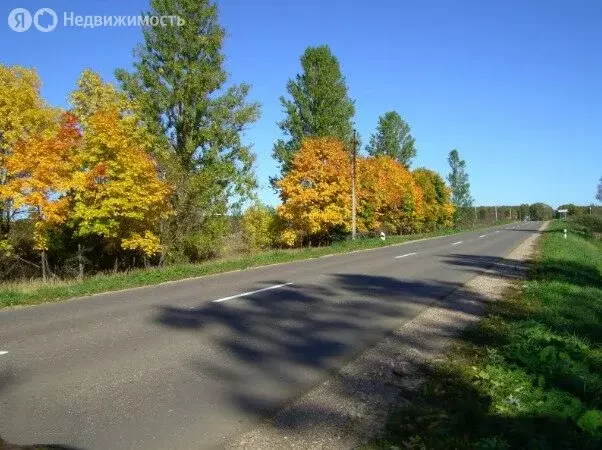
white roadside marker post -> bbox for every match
[564,229,567,239]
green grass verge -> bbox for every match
[372,220,602,449]
[0,221,513,309]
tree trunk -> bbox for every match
[77,243,84,281]
[41,250,47,283]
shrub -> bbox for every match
[570,215,602,234]
[241,203,280,252]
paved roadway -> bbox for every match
[0,221,542,449]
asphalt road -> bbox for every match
[0,221,542,449]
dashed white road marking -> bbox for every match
[494,230,500,234]
[479,234,486,238]
[451,241,463,246]
[395,252,417,259]
[212,282,293,303]
[0,351,8,356]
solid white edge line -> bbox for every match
[451,241,463,246]
[212,282,293,303]
[479,234,486,238]
[394,252,417,259]
[0,351,8,356]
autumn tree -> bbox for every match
[357,157,423,233]
[241,203,280,252]
[70,71,172,260]
[413,168,454,230]
[447,149,473,222]
[0,65,58,235]
[277,138,351,246]
[366,111,416,168]
[361,157,424,234]
[2,113,79,252]
[272,46,355,182]
[116,0,259,262]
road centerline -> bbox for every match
[479,234,486,238]
[212,282,293,303]
[451,241,463,246]
[0,351,8,356]
[394,252,417,259]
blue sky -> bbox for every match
[2,0,600,208]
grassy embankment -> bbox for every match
[373,219,602,449]
[0,221,513,309]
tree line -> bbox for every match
[0,0,566,282]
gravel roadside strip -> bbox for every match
[225,222,549,450]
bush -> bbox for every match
[182,216,227,261]
[241,203,281,252]
[570,215,602,234]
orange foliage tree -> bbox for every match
[0,65,59,237]
[358,156,424,234]
[277,138,351,246]
[3,113,81,251]
[413,167,454,230]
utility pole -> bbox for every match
[351,129,357,240]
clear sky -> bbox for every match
[2,0,601,208]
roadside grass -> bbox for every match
[0,221,513,309]
[372,220,602,449]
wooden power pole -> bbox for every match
[351,129,357,240]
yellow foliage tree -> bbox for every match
[70,72,172,257]
[413,168,454,230]
[277,138,351,246]
[0,65,58,153]
[358,156,424,234]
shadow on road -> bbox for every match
[0,436,81,450]
[151,248,547,443]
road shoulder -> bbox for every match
[225,222,548,449]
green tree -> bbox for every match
[366,111,416,168]
[519,203,530,220]
[447,149,473,221]
[116,0,260,262]
[272,45,355,181]
[558,203,581,216]
[529,203,554,220]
